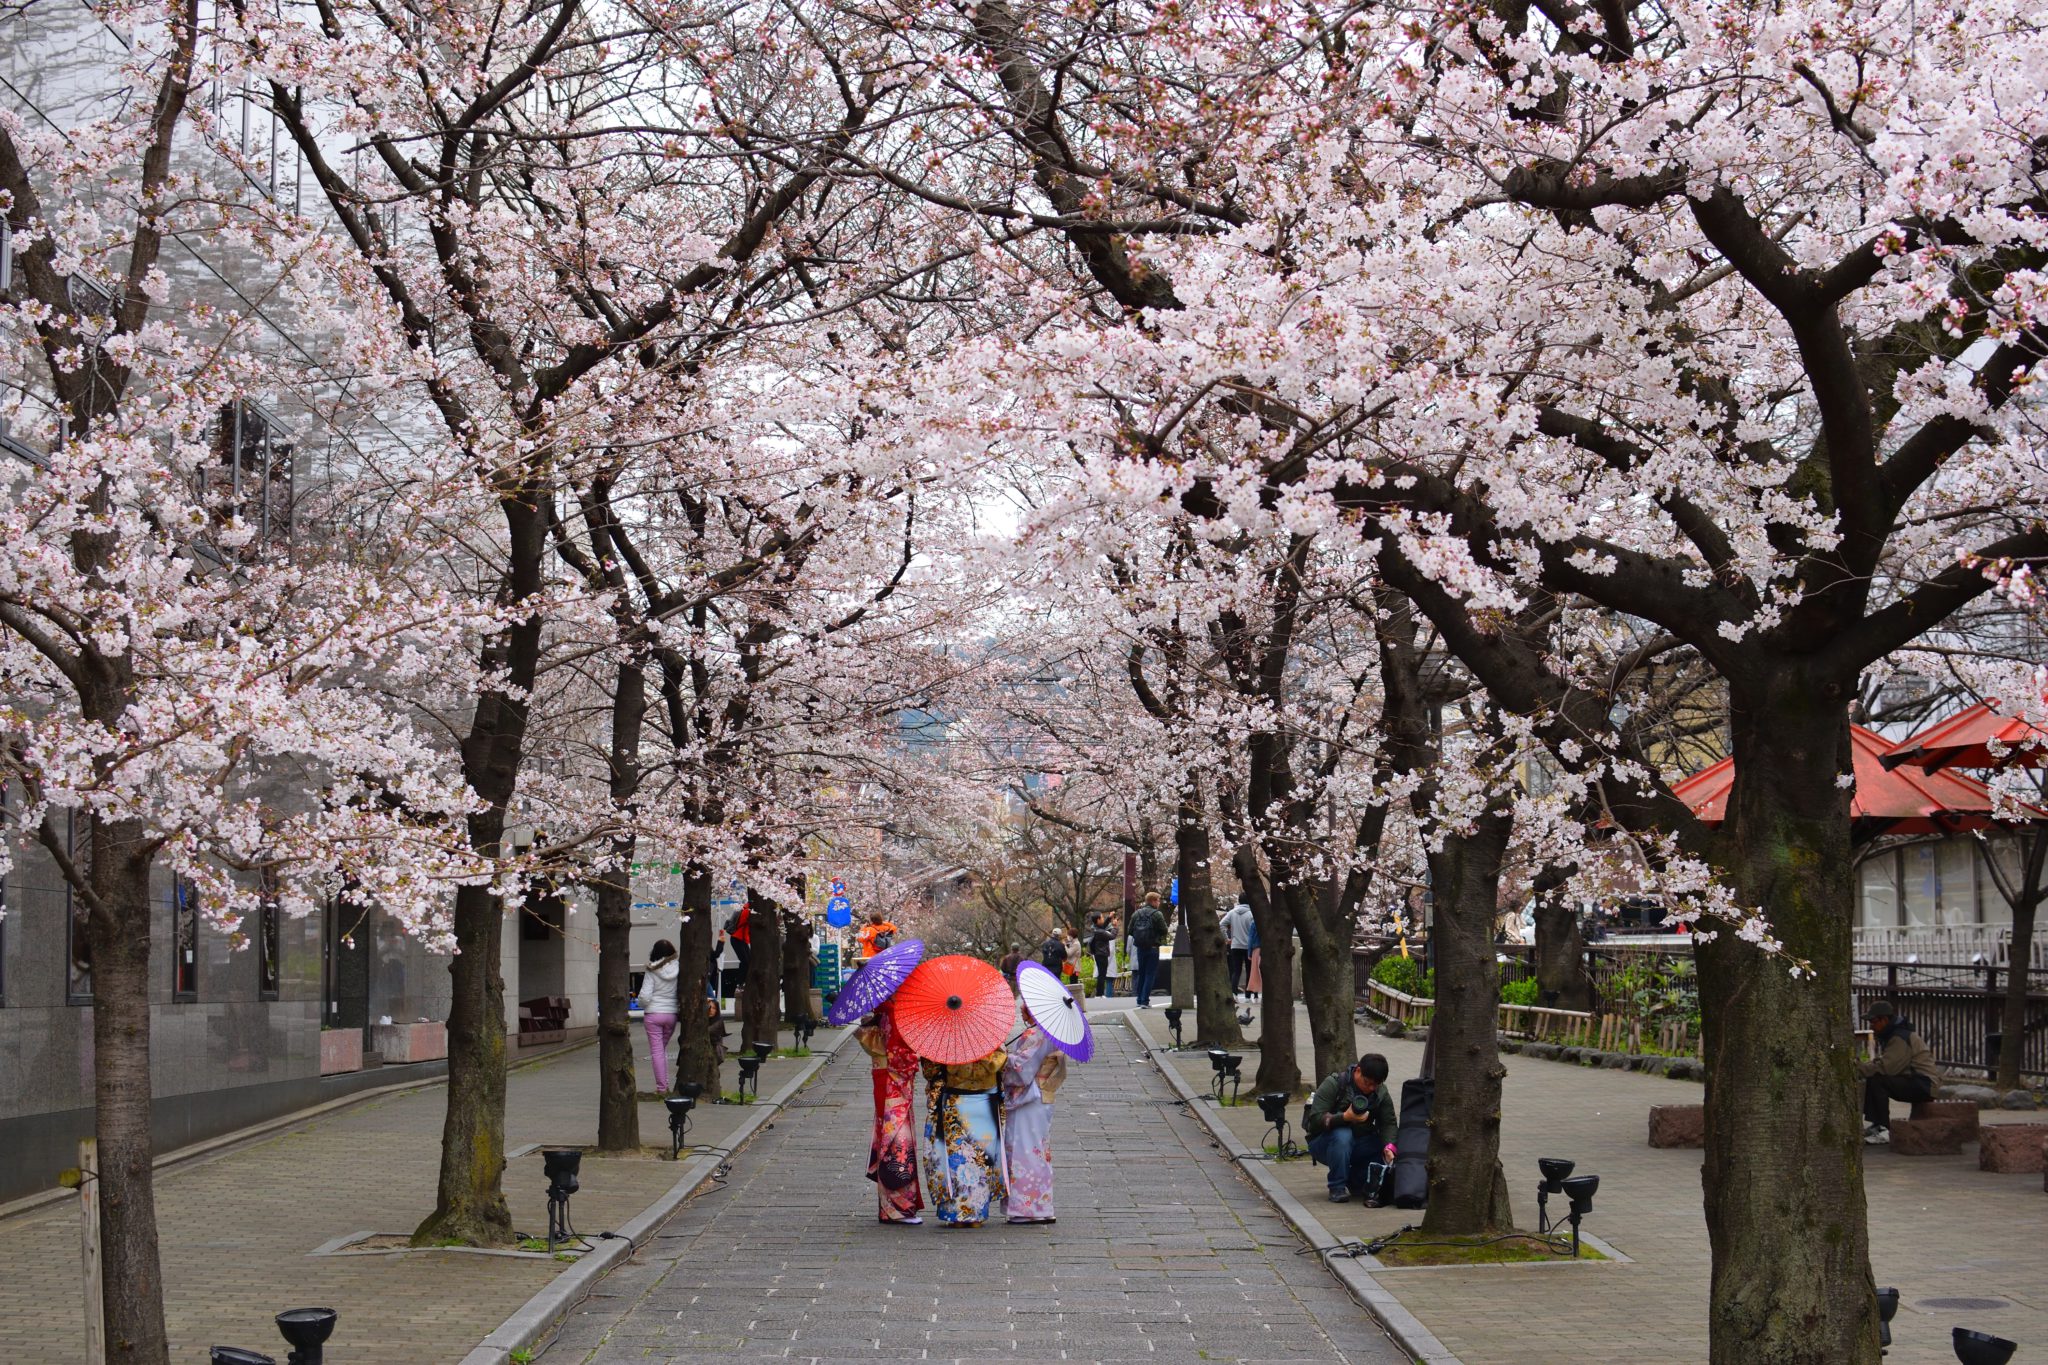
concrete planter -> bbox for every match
[369,1021,447,1064]
[319,1029,364,1076]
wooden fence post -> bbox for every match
[79,1138,104,1365]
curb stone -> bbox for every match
[1126,1010,1463,1365]
[455,1029,855,1365]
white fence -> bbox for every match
[1851,925,2048,969]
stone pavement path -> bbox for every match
[0,1024,838,1365]
[538,1022,1405,1364]
[1141,1005,2048,1365]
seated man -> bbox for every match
[1857,999,1939,1145]
[1304,1053,1396,1204]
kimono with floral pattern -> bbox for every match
[920,1050,1007,1225]
[856,1004,924,1222]
[1001,1024,1065,1221]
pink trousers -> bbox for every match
[643,1012,679,1091]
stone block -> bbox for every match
[1648,1104,1705,1148]
[1978,1124,2048,1174]
[318,1029,363,1076]
[1903,1100,1979,1147]
[1889,1118,1963,1155]
[368,1020,447,1064]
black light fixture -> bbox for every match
[1163,1006,1185,1047]
[673,1078,705,1102]
[665,1094,696,1158]
[794,1017,818,1052]
[1877,1287,1899,1353]
[751,1040,775,1063]
[1535,1157,1574,1234]
[274,1308,337,1365]
[1256,1092,1296,1157]
[1952,1327,2017,1365]
[210,1349,274,1365]
[542,1147,581,1252]
[735,1053,763,1101]
[1560,1173,1598,1256]
[1205,1049,1243,1104]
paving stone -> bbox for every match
[568,1025,1404,1364]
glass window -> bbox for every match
[258,869,281,999]
[1902,843,1940,927]
[1857,851,1901,929]
[172,875,199,1000]
[66,812,93,1004]
[1938,839,1978,925]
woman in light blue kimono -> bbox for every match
[919,1049,1007,1227]
[1000,1020,1065,1223]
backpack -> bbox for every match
[1131,905,1167,948]
[1040,937,1065,970]
[871,930,894,953]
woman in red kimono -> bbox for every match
[857,1002,925,1224]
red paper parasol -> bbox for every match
[892,955,1014,1064]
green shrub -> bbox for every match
[1500,976,1540,1007]
[1371,956,1434,998]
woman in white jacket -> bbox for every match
[638,939,682,1092]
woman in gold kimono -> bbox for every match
[919,1047,1008,1227]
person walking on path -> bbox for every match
[1304,1054,1397,1205]
[1858,999,1940,1144]
[1221,902,1255,997]
[857,909,900,961]
[856,1002,925,1225]
[638,939,682,1092]
[1129,892,1169,1008]
[1039,925,1069,975]
[999,972,1067,1225]
[1085,914,1115,997]
[920,1046,1008,1227]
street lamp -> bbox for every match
[275,1308,337,1365]
[542,1148,581,1252]
[1535,1157,1574,1234]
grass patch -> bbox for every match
[1371,1233,1605,1268]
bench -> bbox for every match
[1978,1124,2048,1174]
[1648,1104,1704,1149]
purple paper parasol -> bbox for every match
[825,938,925,1026]
[1015,959,1094,1062]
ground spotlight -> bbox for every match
[1163,1007,1185,1047]
[274,1307,337,1365]
[665,1094,696,1158]
[210,1349,274,1364]
[1256,1091,1298,1157]
[751,1040,775,1063]
[1560,1173,1598,1256]
[1952,1327,2017,1365]
[542,1147,581,1252]
[1877,1287,1899,1353]
[1205,1049,1243,1104]
[735,1053,763,1101]
[1535,1157,1574,1233]
[794,1017,818,1051]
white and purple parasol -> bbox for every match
[1015,959,1094,1062]
[825,938,924,1026]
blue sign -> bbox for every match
[1169,877,1179,906]
[825,895,853,928]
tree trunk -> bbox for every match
[740,889,783,1053]
[1997,894,2037,1092]
[414,877,512,1244]
[592,856,639,1149]
[672,867,721,1096]
[1697,686,1876,1365]
[1418,817,1515,1234]
[86,817,171,1364]
[1294,880,1354,1091]
[1235,850,1299,1094]
[1178,793,1241,1047]
[782,911,817,1024]
[1532,875,1594,1013]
